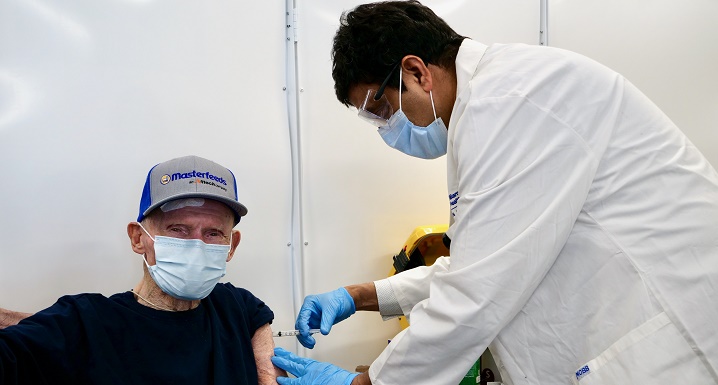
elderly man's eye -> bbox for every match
[205,230,230,244]
[168,226,189,236]
[208,231,221,237]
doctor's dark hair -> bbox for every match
[332,0,466,106]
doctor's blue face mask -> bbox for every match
[357,65,448,159]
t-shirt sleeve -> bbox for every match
[227,285,274,335]
[0,295,87,384]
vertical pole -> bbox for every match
[540,0,549,46]
[285,0,306,354]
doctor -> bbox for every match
[272,1,718,384]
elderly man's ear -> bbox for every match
[228,230,241,262]
[127,222,147,255]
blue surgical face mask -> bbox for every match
[377,70,448,159]
[138,223,230,301]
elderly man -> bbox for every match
[0,155,284,385]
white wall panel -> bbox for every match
[295,0,539,371]
[550,0,718,166]
[0,0,297,338]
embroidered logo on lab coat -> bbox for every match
[575,365,590,380]
[449,191,459,217]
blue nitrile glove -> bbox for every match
[272,347,359,385]
[295,287,356,349]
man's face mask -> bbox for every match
[138,222,230,301]
[357,64,448,159]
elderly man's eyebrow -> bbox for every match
[205,227,228,235]
[163,223,189,230]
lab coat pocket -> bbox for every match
[571,312,713,385]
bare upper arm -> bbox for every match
[252,323,287,385]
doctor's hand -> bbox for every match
[295,287,355,349]
[272,347,359,385]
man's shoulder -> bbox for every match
[55,292,128,306]
[482,42,613,82]
[13,292,131,330]
[208,283,273,317]
[210,283,261,302]
[37,292,134,317]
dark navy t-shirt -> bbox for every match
[0,282,273,384]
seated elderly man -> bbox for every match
[0,155,284,385]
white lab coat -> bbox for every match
[369,39,718,384]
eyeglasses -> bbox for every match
[358,89,393,127]
[357,62,400,127]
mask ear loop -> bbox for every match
[399,69,403,111]
[137,222,155,267]
[137,222,156,242]
[429,90,438,122]
[426,62,438,121]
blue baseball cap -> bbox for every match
[137,155,248,225]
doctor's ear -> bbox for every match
[400,55,433,92]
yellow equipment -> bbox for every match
[389,224,450,329]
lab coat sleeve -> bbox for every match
[375,257,451,319]
[368,94,601,385]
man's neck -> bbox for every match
[132,276,200,312]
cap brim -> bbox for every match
[141,193,248,224]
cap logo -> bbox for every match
[167,170,227,185]
[188,177,228,192]
[160,174,171,185]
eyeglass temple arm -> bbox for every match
[374,61,401,101]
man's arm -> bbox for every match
[352,372,372,385]
[252,323,286,385]
[344,282,378,311]
[0,308,32,329]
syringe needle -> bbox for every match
[272,329,321,337]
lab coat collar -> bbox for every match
[454,39,489,96]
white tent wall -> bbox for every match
[0,0,297,348]
[0,0,716,379]
[549,0,718,167]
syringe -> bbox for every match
[272,329,321,337]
